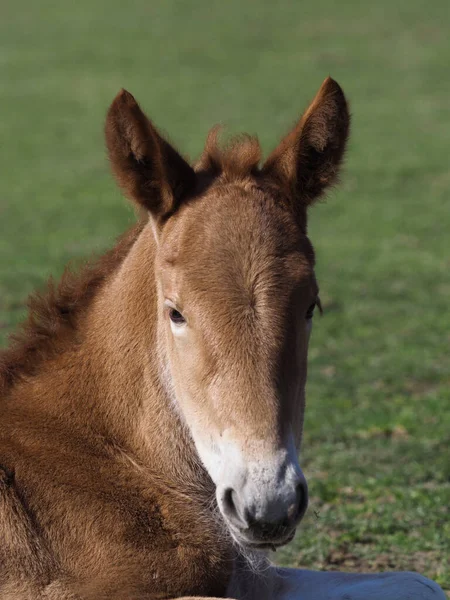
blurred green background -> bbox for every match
[1,0,449,592]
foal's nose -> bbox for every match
[222,476,308,544]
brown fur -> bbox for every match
[0,78,350,599]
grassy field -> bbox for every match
[1,0,449,593]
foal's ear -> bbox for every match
[105,90,196,218]
[262,77,350,206]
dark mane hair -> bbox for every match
[0,220,145,395]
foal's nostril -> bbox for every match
[294,479,309,522]
[222,488,247,526]
[223,488,236,515]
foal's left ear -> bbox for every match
[262,77,350,207]
[105,89,196,219]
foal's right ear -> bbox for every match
[105,90,196,219]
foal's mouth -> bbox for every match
[229,525,297,552]
[245,529,296,551]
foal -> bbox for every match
[0,78,444,600]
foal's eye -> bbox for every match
[306,302,316,320]
[169,308,186,325]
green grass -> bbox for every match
[1,0,449,593]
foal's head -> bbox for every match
[105,78,349,549]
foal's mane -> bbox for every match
[0,220,146,395]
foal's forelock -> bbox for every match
[195,127,262,179]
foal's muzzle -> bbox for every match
[220,473,308,548]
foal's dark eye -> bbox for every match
[169,308,186,325]
[306,302,316,320]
